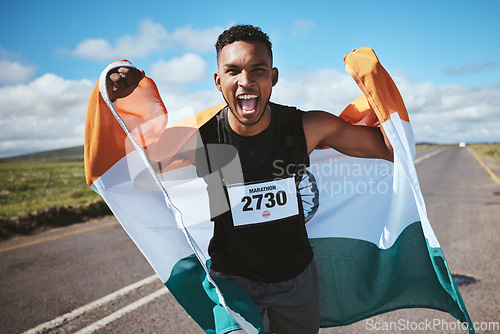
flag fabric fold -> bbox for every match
[84,48,472,333]
[307,47,472,331]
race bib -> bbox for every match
[226,177,299,227]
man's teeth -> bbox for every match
[238,95,258,112]
[238,94,258,100]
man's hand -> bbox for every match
[106,67,145,102]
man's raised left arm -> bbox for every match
[303,110,393,161]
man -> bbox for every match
[108,25,393,334]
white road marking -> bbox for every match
[22,274,160,334]
[414,147,448,165]
[74,288,169,334]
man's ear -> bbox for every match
[214,72,222,92]
[272,67,279,87]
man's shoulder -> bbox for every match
[198,105,227,142]
[196,103,227,127]
[270,102,302,113]
[202,105,226,124]
[269,102,305,124]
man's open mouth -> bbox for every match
[238,94,259,114]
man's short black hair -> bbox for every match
[215,24,273,62]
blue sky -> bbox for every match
[0,0,499,157]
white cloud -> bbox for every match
[393,73,500,143]
[66,19,224,62]
[1,64,498,158]
[156,87,223,125]
[150,53,208,83]
[0,74,93,157]
[444,61,497,76]
[291,19,315,37]
[170,25,224,53]
[0,46,37,84]
[0,60,37,84]
[272,68,360,113]
[0,68,222,158]
[274,68,500,144]
[68,19,168,61]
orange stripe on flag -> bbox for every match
[85,64,225,186]
[84,82,129,186]
[84,74,169,186]
[339,95,380,127]
[342,47,409,124]
[151,103,226,163]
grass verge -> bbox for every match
[0,159,109,240]
[469,143,500,163]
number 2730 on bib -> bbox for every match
[226,177,299,227]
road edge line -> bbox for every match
[468,148,500,185]
[21,274,160,334]
[0,221,119,253]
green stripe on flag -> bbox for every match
[165,255,263,334]
[426,241,472,328]
[165,222,471,333]
[312,221,467,328]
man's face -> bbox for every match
[214,41,278,134]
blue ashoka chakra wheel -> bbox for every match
[298,170,319,223]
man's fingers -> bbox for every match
[109,72,125,91]
[117,68,145,86]
[107,67,145,101]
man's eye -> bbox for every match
[252,68,268,75]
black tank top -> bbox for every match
[198,102,313,283]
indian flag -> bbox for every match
[84,48,473,333]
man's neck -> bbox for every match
[227,105,272,136]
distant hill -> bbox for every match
[0,146,84,163]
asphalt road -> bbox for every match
[1,147,499,333]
